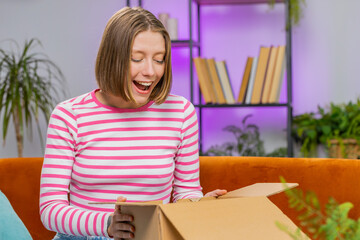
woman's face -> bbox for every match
[129,30,166,107]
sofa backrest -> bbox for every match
[199,156,360,228]
[2,156,360,239]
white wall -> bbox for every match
[1,0,359,157]
[0,0,126,157]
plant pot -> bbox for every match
[328,139,360,159]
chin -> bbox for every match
[134,96,150,106]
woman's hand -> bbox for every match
[204,189,227,197]
[108,196,135,240]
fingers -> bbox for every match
[204,189,227,197]
[215,189,227,196]
[113,210,134,222]
[112,223,135,239]
[112,220,135,239]
[111,197,135,239]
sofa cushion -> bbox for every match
[0,190,32,240]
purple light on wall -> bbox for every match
[145,1,292,152]
[195,3,289,151]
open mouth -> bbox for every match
[133,81,152,92]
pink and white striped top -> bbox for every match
[39,89,203,237]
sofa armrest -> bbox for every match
[0,158,55,240]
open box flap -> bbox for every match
[158,207,185,240]
[159,196,308,240]
[219,182,299,199]
[119,204,161,240]
[117,201,184,240]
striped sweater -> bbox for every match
[39,89,203,237]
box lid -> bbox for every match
[159,196,307,240]
[220,182,299,198]
[91,183,304,239]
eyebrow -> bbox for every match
[131,50,166,55]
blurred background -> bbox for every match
[1,0,359,158]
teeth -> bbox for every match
[136,81,152,86]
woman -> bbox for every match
[40,7,226,240]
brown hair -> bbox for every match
[95,7,172,104]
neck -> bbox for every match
[96,90,147,109]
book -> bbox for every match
[261,46,278,103]
[193,57,213,104]
[237,57,253,103]
[268,45,286,103]
[206,58,226,104]
[251,46,271,104]
[215,60,235,104]
[199,58,218,103]
[245,57,258,104]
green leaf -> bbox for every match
[279,176,360,240]
[0,38,67,156]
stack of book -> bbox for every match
[193,45,286,105]
[193,57,235,104]
[239,45,286,104]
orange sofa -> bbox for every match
[1,156,360,239]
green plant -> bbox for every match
[0,38,66,157]
[268,0,306,26]
[324,100,360,142]
[266,146,288,157]
[278,177,360,240]
[292,99,360,157]
[203,114,265,156]
[202,114,287,157]
[292,111,323,157]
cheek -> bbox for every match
[156,65,166,80]
[129,63,138,79]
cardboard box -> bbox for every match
[114,183,308,240]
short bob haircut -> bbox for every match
[95,7,172,105]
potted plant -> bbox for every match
[292,111,322,157]
[202,114,287,157]
[292,99,360,158]
[268,0,306,26]
[325,101,360,159]
[0,38,66,157]
[202,114,266,156]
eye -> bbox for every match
[131,58,142,63]
[154,59,164,64]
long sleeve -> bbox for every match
[40,91,204,236]
[39,104,111,237]
[172,99,203,202]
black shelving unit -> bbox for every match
[129,0,293,156]
[182,0,293,156]
[126,0,142,7]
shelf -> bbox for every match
[193,0,284,5]
[184,0,293,156]
[195,103,289,108]
[171,40,200,48]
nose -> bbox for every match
[142,59,155,77]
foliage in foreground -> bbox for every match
[278,177,360,240]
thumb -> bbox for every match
[114,196,127,213]
[116,196,127,202]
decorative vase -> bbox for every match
[328,139,360,159]
[167,18,178,40]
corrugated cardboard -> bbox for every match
[111,183,307,240]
